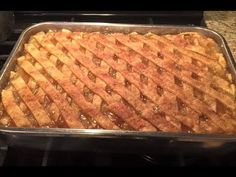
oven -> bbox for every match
[0,11,236,166]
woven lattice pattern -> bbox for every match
[0,29,235,134]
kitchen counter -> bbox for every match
[204,11,236,60]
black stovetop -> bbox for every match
[3,11,233,166]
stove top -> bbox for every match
[3,11,233,166]
[1,145,235,166]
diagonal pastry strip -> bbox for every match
[72,34,209,133]
[39,32,156,131]
[2,89,32,127]
[113,34,235,112]
[37,32,133,130]
[91,33,232,122]
[24,43,119,130]
[88,33,222,133]
[73,32,227,131]
[148,33,224,75]
[86,33,235,133]
[52,32,180,132]
[1,29,235,134]
[10,72,54,127]
[131,33,234,97]
[112,34,236,125]
[33,31,156,131]
[18,58,84,128]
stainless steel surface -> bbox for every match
[0,22,236,150]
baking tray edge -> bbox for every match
[0,22,236,143]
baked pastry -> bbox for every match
[0,29,235,134]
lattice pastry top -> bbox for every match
[0,29,235,134]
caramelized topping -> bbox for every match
[83,86,94,103]
[0,30,235,134]
[124,79,131,89]
[199,114,208,122]
[108,67,117,78]
[173,48,182,58]
[156,65,164,75]
[157,52,164,59]
[105,85,113,95]
[92,56,101,66]
[87,71,96,82]
[96,42,105,50]
[191,72,200,80]
[193,88,204,101]
[141,57,149,66]
[113,54,119,61]
[127,63,133,72]
[174,76,183,87]
[140,74,148,85]
[156,85,164,96]
[140,92,148,103]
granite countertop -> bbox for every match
[204,11,236,60]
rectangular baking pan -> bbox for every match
[0,22,236,152]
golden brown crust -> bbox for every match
[111,33,236,132]
[85,33,207,133]
[0,29,235,134]
[133,34,234,97]
[35,32,156,131]
[11,73,54,127]
[148,33,224,74]
[2,89,32,127]
[20,60,84,128]
[25,43,119,130]
[55,32,179,132]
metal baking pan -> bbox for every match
[0,22,236,152]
